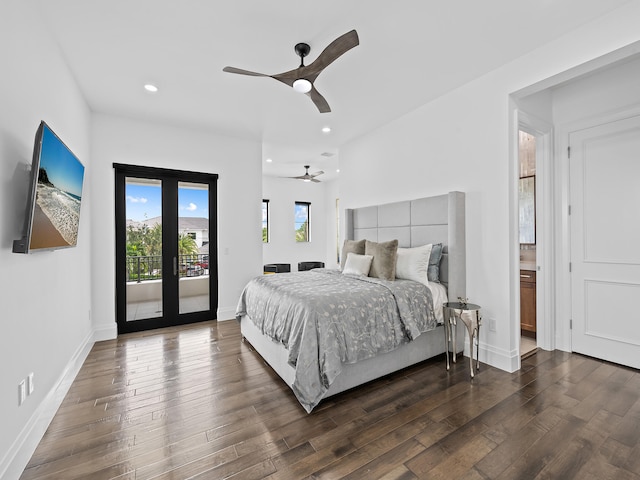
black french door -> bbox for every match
[114,164,218,334]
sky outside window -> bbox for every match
[126,183,208,221]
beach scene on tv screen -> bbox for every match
[30,126,84,250]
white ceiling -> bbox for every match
[36,0,632,181]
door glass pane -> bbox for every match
[125,178,162,321]
[178,182,209,314]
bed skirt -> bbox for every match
[240,314,464,404]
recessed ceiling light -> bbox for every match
[322,126,331,134]
[266,158,273,163]
[336,169,340,173]
[144,84,159,93]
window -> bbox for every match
[262,199,269,243]
[295,201,310,242]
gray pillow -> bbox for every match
[365,239,398,281]
[340,239,366,270]
[428,243,443,282]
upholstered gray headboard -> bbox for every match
[345,191,466,301]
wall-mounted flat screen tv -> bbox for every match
[13,121,85,253]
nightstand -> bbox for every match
[443,302,482,378]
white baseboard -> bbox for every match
[93,322,117,342]
[216,306,237,321]
[478,341,519,373]
[0,330,95,480]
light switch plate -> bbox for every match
[18,380,26,405]
[27,373,34,395]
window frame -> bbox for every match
[262,199,269,243]
[295,201,310,242]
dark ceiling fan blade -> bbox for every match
[307,87,331,113]
[287,165,324,181]
[271,69,299,86]
[224,30,357,113]
[222,66,270,77]
[304,30,359,77]
[273,30,359,84]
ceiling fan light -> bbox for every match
[303,178,311,182]
[293,78,312,93]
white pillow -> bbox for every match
[395,244,433,286]
[342,253,374,276]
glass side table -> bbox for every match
[443,302,482,378]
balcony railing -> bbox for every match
[126,254,209,282]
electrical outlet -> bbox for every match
[489,318,497,332]
[27,373,34,395]
[18,380,26,405]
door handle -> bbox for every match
[173,257,178,276]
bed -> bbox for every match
[236,191,466,412]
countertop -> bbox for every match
[520,261,536,271]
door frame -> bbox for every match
[114,163,218,334]
[512,111,554,365]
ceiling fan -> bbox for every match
[223,29,359,113]
[289,165,324,183]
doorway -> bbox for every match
[518,130,538,358]
[114,164,218,334]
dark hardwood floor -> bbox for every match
[20,320,640,479]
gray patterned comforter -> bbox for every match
[235,269,438,412]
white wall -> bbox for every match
[91,114,262,325]
[551,56,640,124]
[339,1,640,373]
[262,176,328,270]
[516,89,553,125]
[0,1,93,477]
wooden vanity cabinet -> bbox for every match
[520,270,536,335]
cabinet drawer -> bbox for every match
[520,270,536,284]
[520,269,536,334]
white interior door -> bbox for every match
[569,115,640,368]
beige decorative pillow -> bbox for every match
[340,239,366,270]
[365,239,399,281]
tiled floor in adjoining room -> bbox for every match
[521,335,537,357]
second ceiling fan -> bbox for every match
[289,165,324,183]
[223,30,359,113]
